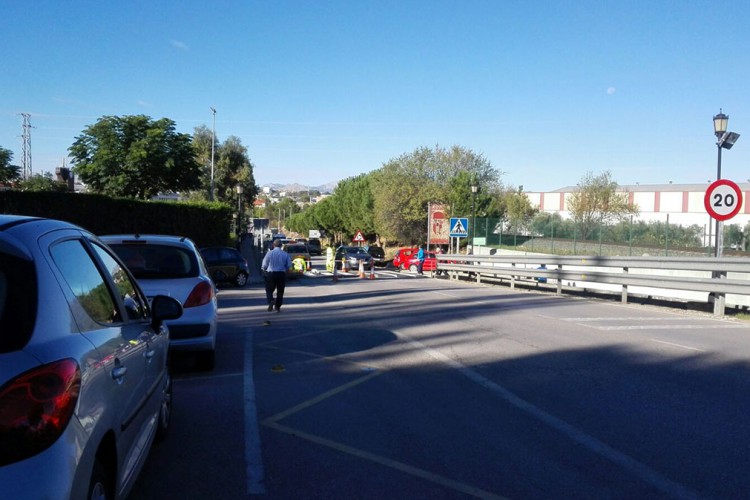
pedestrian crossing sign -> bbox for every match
[449,218,469,237]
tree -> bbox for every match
[191,127,258,210]
[69,115,202,200]
[372,145,502,244]
[18,172,69,192]
[191,125,216,200]
[567,171,639,240]
[0,146,21,184]
[502,189,538,234]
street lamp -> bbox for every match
[470,182,478,254]
[236,184,244,238]
[210,107,216,201]
[236,183,243,214]
[712,109,741,257]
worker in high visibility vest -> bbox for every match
[292,257,307,274]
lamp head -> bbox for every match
[714,110,729,139]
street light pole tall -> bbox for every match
[236,184,244,239]
[711,110,742,257]
[210,107,216,201]
[713,110,729,258]
[470,182,478,254]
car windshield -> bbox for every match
[347,247,369,255]
[284,245,308,254]
[109,244,199,279]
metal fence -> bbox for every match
[467,215,748,257]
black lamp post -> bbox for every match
[712,110,741,257]
[470,182,478,254]
[236,184,243,237]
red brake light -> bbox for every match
[183,280,214,308]
[0,359,81,466]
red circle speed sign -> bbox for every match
[704,179,743,221]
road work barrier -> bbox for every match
[437,252,750,317]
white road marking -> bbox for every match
[399,333,699,500]
[244,330,266,495]
[648,339,706,352]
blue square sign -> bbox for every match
[449,218,469,237]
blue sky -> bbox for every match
[2,1,749,192]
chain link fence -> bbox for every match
[467,215,748,257]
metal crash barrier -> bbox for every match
[436,253,750,317]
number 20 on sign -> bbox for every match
[704,179,743,221]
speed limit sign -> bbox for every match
[704,179,743,221]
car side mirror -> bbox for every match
[151,295,183,329]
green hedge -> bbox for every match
[0,191,233,247]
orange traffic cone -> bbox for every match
[358,259,365,278]
[369,260,375,279]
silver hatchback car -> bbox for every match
[0,215,182,500]
[100,234,219,370]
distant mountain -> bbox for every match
[263,181,338,194]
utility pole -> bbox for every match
[20,113,32,180]
[210,107,216,201]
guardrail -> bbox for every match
[436,253,750,317]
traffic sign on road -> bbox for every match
[449,218,469,237]
[352,230,366,243]
[705,179,743,221]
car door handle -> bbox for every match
[112,366,127,381]
[144,349,155,361]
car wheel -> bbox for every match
[234,271,248,287]
[409,264,419,272]
[155,373,172,442]
[196,350,215,371]
[88,460,111,500]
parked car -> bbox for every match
[406,251,437,272]
[0,215,182,500]
[200,246,249,286]
[283,242,311,276]
[393,247,418,269]
[307,237,322,255]
[366,245,387,267]
[101,234,219,370]
[334,245,373,270]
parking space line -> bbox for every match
[398,333,699,500]
[264,420,507,500]
[244,330,266,495]
[262,370,383,424]
[648,339,705,352]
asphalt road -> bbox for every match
[129,258,750,499]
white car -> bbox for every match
[101,234,219,370]
[0,215,182,500]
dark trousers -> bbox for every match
[265,271,287,309]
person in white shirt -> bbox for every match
[261,239,292,312]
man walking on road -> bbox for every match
[261,239,292,312]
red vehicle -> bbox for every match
[406,251,437,272]
[392,247,417,269]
